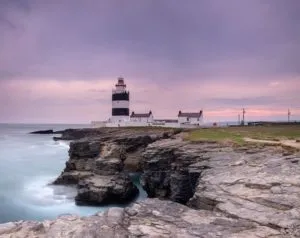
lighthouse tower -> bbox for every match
[111,77,130,123]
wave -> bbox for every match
[56,141,70,149]
[48,140,70,149]
[23,176,76,207]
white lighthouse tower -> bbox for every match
[110,77,130,123]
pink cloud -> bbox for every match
[0,75,299,123]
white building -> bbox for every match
[130,111,154,123]
[178,110,203,126]
[91,78,204,128]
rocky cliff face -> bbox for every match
[52,128,175,205]
[140,139,220,203]
[188,145,300,231]
[140,138,300,233]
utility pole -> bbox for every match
[238,114,240,125]
[288,109,291,122]
[241,108,246,126]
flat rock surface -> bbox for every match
[141,139,300,235]
[0,198,281,238]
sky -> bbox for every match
[0,0,300,123]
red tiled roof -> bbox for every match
[178,110,203,118]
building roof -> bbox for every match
[178,110,203,118]
[130,111,152,118]
[154,119,178,123]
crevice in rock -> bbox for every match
[52,128,175,206]
[245,183,272,190]
[251,197,294,211]
[139,143,208,205]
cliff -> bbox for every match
[52,128,175,205]
[11,127,300,237]
[141,138,300,234]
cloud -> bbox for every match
[0,0,300,122]
[0,76,299,123]
[1,0,300,80]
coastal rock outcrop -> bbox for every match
[75,174,138,205]
[30,129,56,134]
[0,198,282,238]
[188,145,300,230]
[140,139,204,203]
[53,128,175,205]
[6,127,300,237]
[141,138,300,232]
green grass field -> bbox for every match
[186,125,300,145]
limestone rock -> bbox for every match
[68,140,102,159]
[93,157,123,175]
[140,139,202,203]
[52,128,174,205]
[52,171,93,185]
[141,138,300,232]
[75,174,139,205]
[0,198,280,238]
[188,148,300,230]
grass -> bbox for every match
[185,125,300,145]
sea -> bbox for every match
[0,123,147,224]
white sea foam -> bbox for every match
[57,141,70,149]
[23,176,76,206]
[47,140,70,149]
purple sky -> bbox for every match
[0,0,300,123]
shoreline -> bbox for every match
[1,126,299,237]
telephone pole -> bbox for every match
[288,109,291,122]
[241,108,246,126]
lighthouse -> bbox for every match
[90,76,204,128]
[111,77,130,123]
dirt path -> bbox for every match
[244,137,300,149]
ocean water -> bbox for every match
[0,124,147,224]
